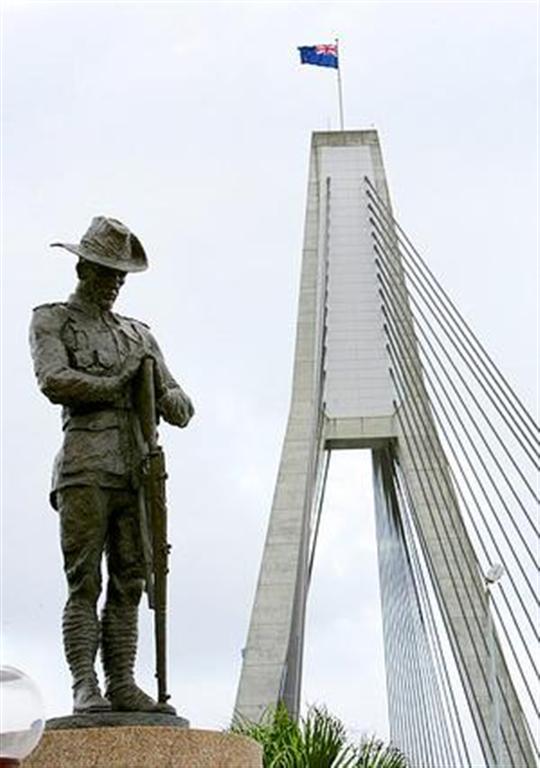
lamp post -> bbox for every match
[485,564,504,768]
[0,667,45,766]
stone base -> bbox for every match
[47,711,189,730]
[22,726,262,767]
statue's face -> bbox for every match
[80,261,127,310]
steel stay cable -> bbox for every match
[356,187,429,765]
[377,258,540,630]
[414,616,453,768]
[396,487,472,768]
[406,577,448,767]
[384,553,410,757]
[386,320,540,699]
[375,243,539,598]
[374,484,414,761]
[394,540,427,766]
[400,516,468,766]
[380,289,537,762]
[388,377,528,768]
[375,459,417,762]
[371,214,539,487]
[388,455,456,768]
[307,449,330,583]
[408,559,454,768]
[376,275,540,620]
[364,180,535,761]
[382,323,491,659]
[377,538,405,754]
[373,227,540,511]
[392,446,495,768]
[397,541,432,767]
[398,512,454,767]
[498,714,540,768]
[368,206,539,468]
[394,459,471,767]
[365,181,539,447]
[381,287,540,696]
[377,458,430,766]
[385,382,497,765]
[396,417,539,765]
[378,452,445,766]
[369,210,540,472]
[384,497,428,768]
[377,254,536,673]
[399,491,467,767]
[378,450,433,762]
[380,514,412,758]
[381,288,540,689]
[415,602,459,768]
[366,196,540,461]
[375,240,540,558]
[364,177,539,442]
[374,272,496,715]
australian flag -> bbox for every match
[298,43,339,69]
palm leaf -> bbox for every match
[356,736,408,768]
[231,703,408,768]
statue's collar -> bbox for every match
[67,293,115,321]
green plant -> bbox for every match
[231,702,408,768]
[356,736,408,768]
[232,703,305,767]
[301,705,358,767]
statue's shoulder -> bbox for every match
[115,312,151,334]
[31,302,70,328]
[116,312,150,330]
[33,301,68,314]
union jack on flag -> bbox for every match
[298,43,339,69]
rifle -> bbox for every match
[137,356,172,708]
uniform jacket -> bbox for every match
[29,294,190,508]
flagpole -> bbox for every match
[335,37,344,131]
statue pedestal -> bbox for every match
[22,726,262,767]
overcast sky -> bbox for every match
[1,0,537,743]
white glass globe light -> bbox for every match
[0,667,45,765]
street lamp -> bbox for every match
[485,564,505,768]
[0,667,45,767]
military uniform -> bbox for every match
[29,216,193,713]
[31,294,188,502]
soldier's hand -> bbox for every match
[158,388,194,428]
[119,352,144,384]
[177,391,195,426]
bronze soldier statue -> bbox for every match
[29,216,194,715]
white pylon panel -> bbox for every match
[234,131,534,768]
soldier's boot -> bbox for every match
[101,604,175,714]
[63,602,111,714]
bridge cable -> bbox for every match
[374,241,539,585]
[371,219,539,516]
[374,218,536,760]
[367,194,539,467]
[364,177,539,446]
[392,452,473,767]
[375,258,536,766]
[375,245,540,666]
